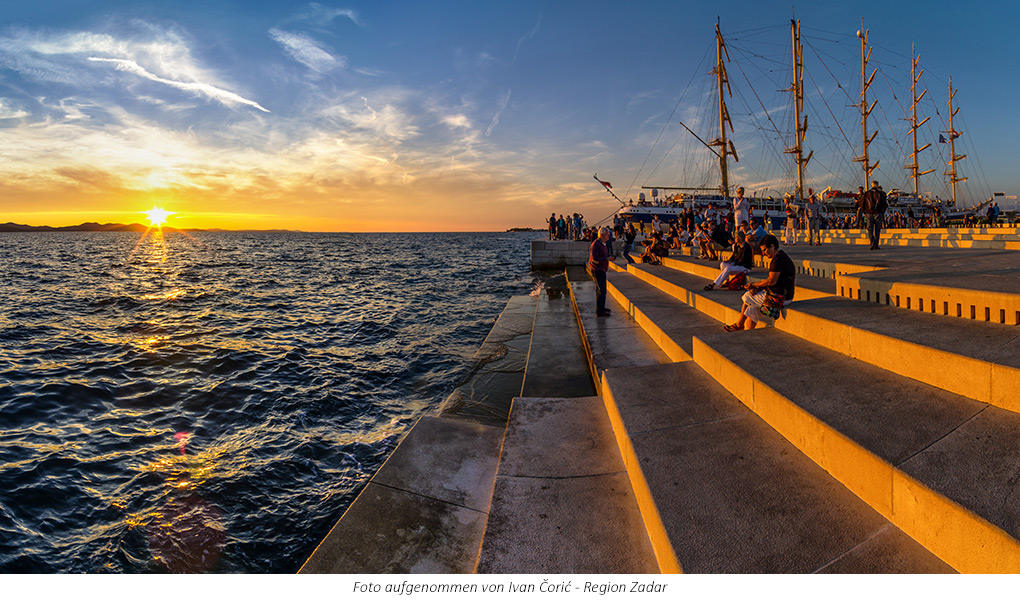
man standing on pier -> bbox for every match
[862,181,888,250]
[732,187,749,239]
[589,227,614,317]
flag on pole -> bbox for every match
[939,134,947,143]
[596,178,612,189]
[951,130,962,139]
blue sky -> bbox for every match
[1,0,1017,230]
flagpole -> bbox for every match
[594,174,625,205]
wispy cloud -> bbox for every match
[0,98,28,119]
[442,114,472,129]
[301,3,363,28]
[486,89,511,137]
[327,96,420,142]
[0,26,271,114]
[269,28,346,73]
[513,14,542,62]
[87,57,270,113]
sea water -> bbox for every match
[0,230,538,573]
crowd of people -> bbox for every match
[582,178,1016,329]
[548,213,592,241]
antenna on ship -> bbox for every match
[784,17,812,200]
[905,42,934,196]
[709,20,738,197]
[854,19,879,188]
[944,76,967,207]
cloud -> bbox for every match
[441,114,472,129]
[87,57,270,113]
[486,89,511,137]
[269,28,346,73]
[53,167,125,191]
[323,95,420,142]
[0,98,29,119]
[513,14,542,62]
[302,3,363,28]
[353,67,386,77]
[0,26,271,114]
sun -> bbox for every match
[143,207,175,227]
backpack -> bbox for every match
[723,272,747,290]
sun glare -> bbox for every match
[143,207,174,227]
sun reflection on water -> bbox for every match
[131,432,227,573]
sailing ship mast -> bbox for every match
[906,43,933,196]
[785,18,812,200]
[854,22,879,187]
[945,76,966,207]
[709,22,738,197]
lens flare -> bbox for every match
[143,207,174,227]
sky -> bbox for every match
[1,0,1019,231]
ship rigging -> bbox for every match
[607,16,992,225]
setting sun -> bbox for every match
[143,207,174,227]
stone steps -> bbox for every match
[616,256,1020,414]
[565,270,950,572]
[690,328,1020,573]
[600,361,952,573]
[585,248,1020,572]
[810,229,1020,250]
[777,296,1020,412]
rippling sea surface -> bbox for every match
[0,230,538,573]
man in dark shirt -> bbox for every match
[707,222,734,261]
[724,235,796,331]
[588,227,614,317]
[861,181,888,249]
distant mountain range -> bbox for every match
[0,222,299,233]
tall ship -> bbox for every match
[605,17,996,228]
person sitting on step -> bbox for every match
[724,234,796,331]
[705,230,755,291]
[640,231,668,265]
[706,220,734,261]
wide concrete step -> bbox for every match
[690,327,1020,573]
[600,362,952,573]
[816,230,1020,250]
[617,260,1020,412]
[835,262,1020,327]
[566,266,670,380]
[605,270,723,362]
[566,269,950,573]
[778,296,1020,413]
[661,254,837,300]
[476,396,659,573]
[625,262,750,326]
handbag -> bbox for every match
[760,289,785,320]
[723,272,747,290]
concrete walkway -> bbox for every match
[476,272,658,573]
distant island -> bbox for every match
[506,227,543,232]
[0,222,300,233]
